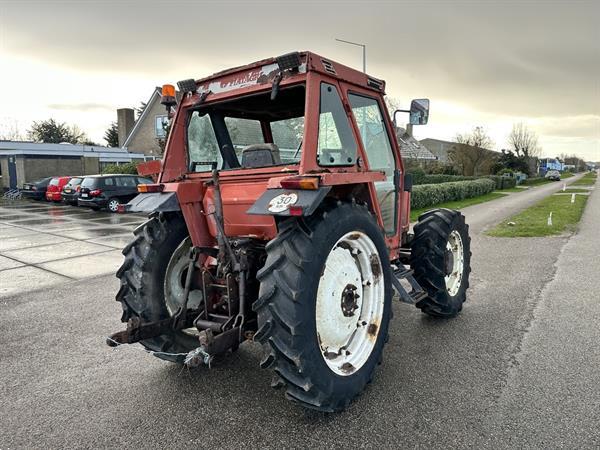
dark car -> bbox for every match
[21,177,53,200]
[61,176,83,205]
[78,174,153,212]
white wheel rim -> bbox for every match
[108,200,119,211]
[445,230,464,296]
[164,237,203,336]
[315,231,385,376]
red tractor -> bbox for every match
[108,52,471,412]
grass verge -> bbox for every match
[571,172,598,186]
[411,192,507,221]
[486,193,588,237]
[499,186,528,193]
[561,188,591,193]
[561,171,574,179]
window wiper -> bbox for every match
[271,73,283,101]
[293,139,303,159]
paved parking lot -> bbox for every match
[1,179,598,448]
[0,200,144,298]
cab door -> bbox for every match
[345,90,400,237]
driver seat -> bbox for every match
[241,144,282,168]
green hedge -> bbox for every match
[411,178,496,210]
[412,174,476,185]
[411,173,516,190]
[101,162,139,175]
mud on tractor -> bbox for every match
[107,51,471,412]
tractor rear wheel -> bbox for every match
[115,212,200,362]
[254,202,392,412]
[410,208,471,318]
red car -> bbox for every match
[45,176,71,202]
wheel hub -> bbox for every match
[341,284,359,317]
[315,231,385,376]
[444,250,454,276]
[444,230,465,296]
[164,237,203,336]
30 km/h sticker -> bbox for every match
[267,193,299,213]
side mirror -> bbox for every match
[409,98,429,125]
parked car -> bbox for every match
[45,176,72,202]
[61,176,83,205]
[545,170,561,181]
[78,174,153,212]
[21,177,52,200]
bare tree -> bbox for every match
[0,119,25,141]
[449,126,497,176]
[456,126,494,149]
[508,123,541,157]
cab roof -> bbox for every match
[192,51,386,96]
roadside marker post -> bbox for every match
[547,212,553,226]
[571,193,576,203]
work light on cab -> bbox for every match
[160,84,177,109]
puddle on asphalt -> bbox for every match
[7,218,74,226]
[0,214,40,221]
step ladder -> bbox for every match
[391,267,428,305]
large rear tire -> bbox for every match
[115,212,199,362]
[410,208,471,318]
[254,202,392,412]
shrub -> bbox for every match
[101,162,139,175]
[411,174,475,185]
[486,175,516,190]
[411,178,496,210]
[497,168,514,176]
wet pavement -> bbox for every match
[0,199,144,297]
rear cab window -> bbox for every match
[186,84,306,172]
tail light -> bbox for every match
[138,183,164,193]
[279,176,319,190]
[289,205,304,216]
[32,186,37,191]
[76,186,81,192]
[90,189,102,197]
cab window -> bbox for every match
[317,83,357,166]
[187,111,221,172]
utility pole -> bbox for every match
[335,38,366,73]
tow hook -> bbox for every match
[184,347,213,368]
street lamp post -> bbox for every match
[335,38,366,73]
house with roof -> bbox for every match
[118,87,182,156]
[395,127,437,160]
[0,141,150,190]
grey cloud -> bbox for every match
[48,103,115,112]
[1,0,598,154]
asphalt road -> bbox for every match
[1,176,598,449]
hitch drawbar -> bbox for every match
[391,267,428,304]
[106,314,242,367]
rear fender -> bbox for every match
[247,187,331,217]
[123,192,180,213]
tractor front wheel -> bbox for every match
[254,202,392,412]
[410,208,471,318]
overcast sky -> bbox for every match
[0,0,598,160]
